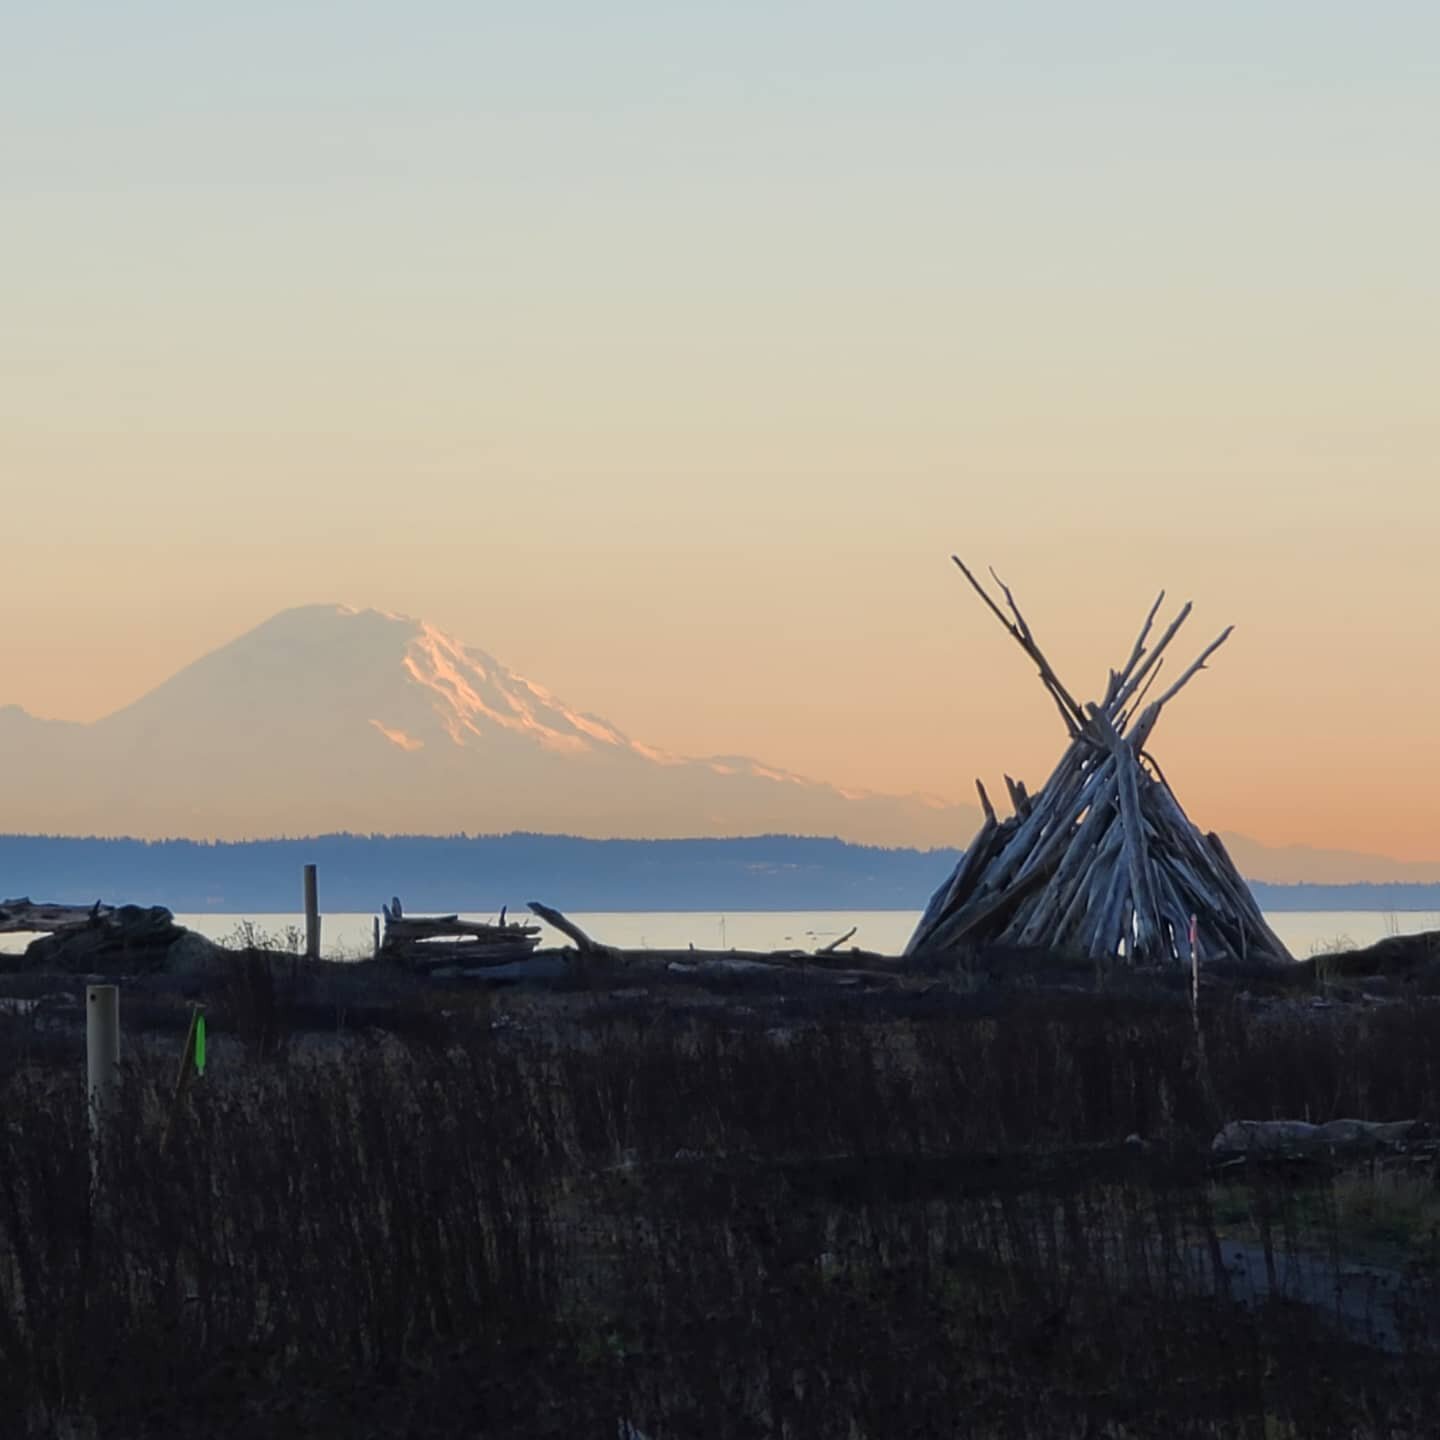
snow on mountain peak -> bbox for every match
[369,720,425,752]
[0,601,989,845]
[399,621,628,757]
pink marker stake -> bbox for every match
[1188,913,1200,1015]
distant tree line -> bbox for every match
[0,833,1435,914]
[0,833,959,912]
[1247,881,1440,914]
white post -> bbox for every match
[304,863,320,960]
[86,984,120,1154]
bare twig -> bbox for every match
[1107,590,1166,708]
[951,556,1086,732]
[1109,600,1193,715]
[975,777,997,825]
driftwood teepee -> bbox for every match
[906,560,1290,966]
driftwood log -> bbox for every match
[1212,1119,1425,1155]
[0,898,110,933]
[525,902,616,957]
[375,901,906,985]
[0,898,220,977]
[906,560,1290,966]
[383,913,541,945]
[817,925,859,955]
[381,899,542,971]
[513,904,908,985]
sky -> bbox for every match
[4,2,1438,859]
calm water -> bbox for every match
[3,909,1425,961]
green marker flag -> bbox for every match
[194,1013,207,1076]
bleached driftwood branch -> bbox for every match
[0,898,110,934]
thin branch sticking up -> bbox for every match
[951,555,1087,734]
[1111,590,1167,705]
[975,778,997,825]
[1110,601,1193,716]
[1149,626,1234,714]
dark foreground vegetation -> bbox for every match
[5,951,1440,1437]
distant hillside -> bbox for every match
[2,834,1437,915]
[1217,833,1440,886]
[0,833,960,913]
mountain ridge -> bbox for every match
[4,604,1435,884]
[0,604,979,847]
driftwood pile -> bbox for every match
[907,561,1290,966]
[380,897,543,972]
[0,898,115,934]
[0,897,220,975]
[374,898,902,984]
[525,904,899,985]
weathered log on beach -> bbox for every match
[548,945,806,970]
[382,913,541,946]
[528,904,916,966]
[0,898,111,934]
[381,903,902,984]
[526,902,620,957]
[1212,1119,1426,1156]
[380,898,544,970]
[515,904,922,982]
[413,945,911,987]
[1,900,224,978]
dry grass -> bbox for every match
[1331,1166,1440,1255]
[5,980,1440,1435]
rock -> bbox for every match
[1212,1118,1420,1155]
[1212,1120,1318,1152]
[164,930,228,977]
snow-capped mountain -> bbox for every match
[0,605,978,843]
